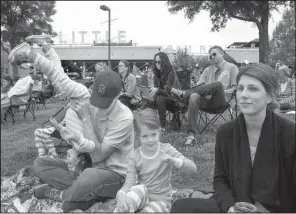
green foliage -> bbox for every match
[172,48,196,70]
[269,4,295,66]
[166,1,289,63]
[1,1,57,48]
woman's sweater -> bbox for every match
[153,68,181,96]
[213,112,296,212]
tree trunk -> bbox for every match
[258,2,270,63]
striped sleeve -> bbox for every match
[164,143,186,159]
[33,49,90,100]
[120,151,138,193]
[278,79,295,104]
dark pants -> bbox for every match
[155,95,179,128]
[171,198,221,213]
[186,82,226,136]
[119,95,136,110]
[33,157,124,212]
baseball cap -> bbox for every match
[90,70,122,109]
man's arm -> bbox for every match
[80,116,134,164]
[196,67,208,85]
[224,66,238,95]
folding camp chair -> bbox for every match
[4,90,36,125]
[197,90,237,134]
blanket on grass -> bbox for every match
[1,167,213,212]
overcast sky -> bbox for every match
[51,1,286,53]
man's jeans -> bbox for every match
[186,81,227,136]
[33,157,124,212]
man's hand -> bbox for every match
[49,117,80,143]
[149,87,158,97]
[70,99,91,121]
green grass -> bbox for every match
[1,102,295,192]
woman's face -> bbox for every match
[139,125,160,147]
[118,61,128,74]
[155,55,161,70]
[237,75,271,116]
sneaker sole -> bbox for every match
[26,35,54,44]
[7,42,30,63]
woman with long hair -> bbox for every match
[118,60,141,109]
[150,52,181,132]
[171,63,295,213]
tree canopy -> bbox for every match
[269,3,295,66]
[167,1,289,63]
[1,1,57,48]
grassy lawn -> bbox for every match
[1,102,295,192]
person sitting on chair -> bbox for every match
[1,75,14,122]
[276,64,295,111]
[1,74,34,109]
[118,60,141,110]
[171,46,238,146]
[149,52,182,133]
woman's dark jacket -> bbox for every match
[213,109,296,212]
[153,68,181,96]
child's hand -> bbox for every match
[70,99,90,121]
[161,154,184,169]
[49,117,80,142]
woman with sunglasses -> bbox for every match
[150,52,181,132]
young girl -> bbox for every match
[114,108,197,212]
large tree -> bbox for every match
[1,1,57,49]
[167,1,289,63]
[269,3,295,66]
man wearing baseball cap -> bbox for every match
[9,38,134,212]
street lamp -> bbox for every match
[100,5,111,69]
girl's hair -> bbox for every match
[134,108,160,131]
[236,63,279,110]
[152,52,173,75]
[133,108,160,148]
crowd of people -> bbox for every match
[2,34,295,213]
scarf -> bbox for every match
[232,106,280,210]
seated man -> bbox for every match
[1,74,34,109]
[171,46,238,145]
[9,38,135,212]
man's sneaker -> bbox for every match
[26,35,54,46]
[8,42,31,64]
[34,184,63,201]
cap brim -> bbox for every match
[90,93,114,109]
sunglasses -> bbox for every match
[155,60,161,64]
[209,53,217,59]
